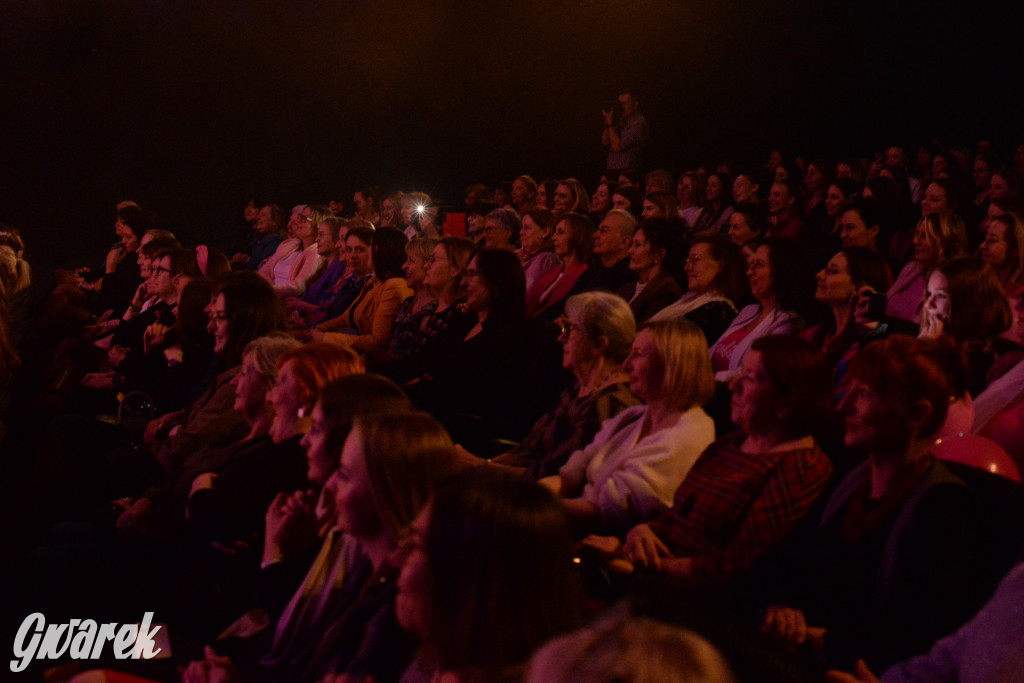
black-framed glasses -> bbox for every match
[154,266,177,276]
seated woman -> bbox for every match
[258,204,328,298]
[387,237,438,361]
[516,208,561,292]
[526,212,595,320]
[651,230,748,344]
[379,191,404,230]
[691,171,734,233]
[589,179,615,222]
[612,184,644,221]
[284,216,345,316]
[185,412,461,683]
[145,271,291,474]
[552,177,592,218]
[511,175,539,215]
[979,210,1024,344]
[174,376,413,673]
[708,237,812,381]
[886,213,968,323]
[542,319,716,536]
[640,190,679,221]
[584,335,834,585]
[299,224,375,329]
[313,227,412,360]
[185,342,364,548]
[728,202,768,253]
[375,237,476,380]
[482,207,521,252]
[839,200,887,256]
[804,246,890,380]
[405,248,526,440]
[808,177,859,255]
[113,334,303,540]
[396,469,584,683]
[760,335,985,672]
[617,217,684,325]
[919,256,1013,397]
[468,291,640,479]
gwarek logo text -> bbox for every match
[10,612,163,673]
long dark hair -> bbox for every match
[371,227,409,281]
[422,469,583,676]
[216,271,289,368]
[473,247,526,324]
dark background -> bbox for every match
[1,0,1021,267]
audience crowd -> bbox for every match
[2,133,1024,683]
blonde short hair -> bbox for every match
[242,334,302,381]
[643,318,714,411]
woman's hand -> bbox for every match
[580,534,621,555]
[108,345,131,369]
[129,282,149,312]
[825,660,879,683]
[181,647,241,683]
[538,475,562,495]
[263,490,319,565]
[144,321,171,354]
[190,473,220,496]
[144,411,184,446]
[116,497,153,538]
[164,345,184,364]
[622,523,673,572]
[106,244,127,273]
[853,285,883,328]
[760,606,827,651]
[285,297,316,315]
[319,674,376,683]
[919,313,944,340]
[82,371,118,390]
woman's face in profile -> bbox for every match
[266,359,305,442]
[462,257,491,311]
[300,400,333,488]
[331,425,382,539]
[837,379,901,452]
[622,328,663,401]
[395,504,432,637]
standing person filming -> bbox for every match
[602,89,649,178]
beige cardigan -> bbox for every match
[316,276,413,354]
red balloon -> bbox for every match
[933,434,1022,483]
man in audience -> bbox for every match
[572,209,637,294]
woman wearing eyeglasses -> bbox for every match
[461,291,640,479]
[259,204,329,298]
[405,248,526,441]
